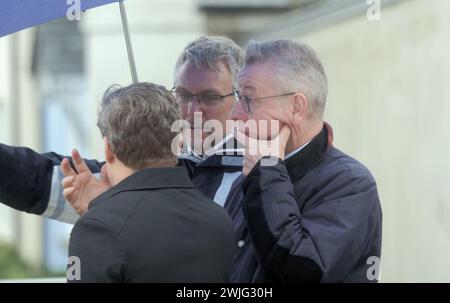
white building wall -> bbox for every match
[285,0,450,282]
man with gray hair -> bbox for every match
[0,36,382,283]
[64,82,234,282]
[172,35,242,157]
[63,39,382,283]
[0,35,244,218]
[0,35,248,280]
[227,39,382,282]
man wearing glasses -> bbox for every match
[0,37,382,282]
[0,35,245,218]
[226,39,382,282]
[0,36,253,282]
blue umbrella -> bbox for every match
[0,0,138,82]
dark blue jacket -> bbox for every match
[208,125,382,282]
[0,124,382,282]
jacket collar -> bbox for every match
[177,123,334,173]
[285,122,334,182]
[104,167,195,199]
[179,135,244,168]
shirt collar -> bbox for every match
[284,123,334,182]
[284,140,312,160]
[178,131,244,165]
[107,167,194,197]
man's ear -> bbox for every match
[291,93,308,124]
[104,137,115,164]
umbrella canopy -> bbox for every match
[0,0,120,37]
[0,0,138,82]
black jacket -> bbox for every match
[68,167,235,283]
[224,125,382,282]
[180,125,382,283]
[0,124,382,283]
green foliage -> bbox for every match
[0,242,33,279]
[0,242,64,279]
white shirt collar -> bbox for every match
[284,140,312,160]
[181,131,310,161]
[179,131,243,162]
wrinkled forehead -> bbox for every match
[238,60,280,94]
[175,61,234,93]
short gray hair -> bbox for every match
[97,82,180,170]
[245,39,328,119]
[174,36,244,88]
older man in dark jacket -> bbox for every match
[227,39,382,282]
[0,37,382,283]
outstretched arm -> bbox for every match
[0,143,103,223]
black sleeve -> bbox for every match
[0,143,103,214]
[242,158,322,282]
[68,218,126,283]
[242,158,380,282]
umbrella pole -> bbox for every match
[119,1,138,83]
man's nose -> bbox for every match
[187,98,204,116]
[229,101,248,122]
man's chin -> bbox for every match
[248,131,279,141]
[187,132,216,153]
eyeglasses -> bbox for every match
[236,92,296,113]
[171,88,238,106]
